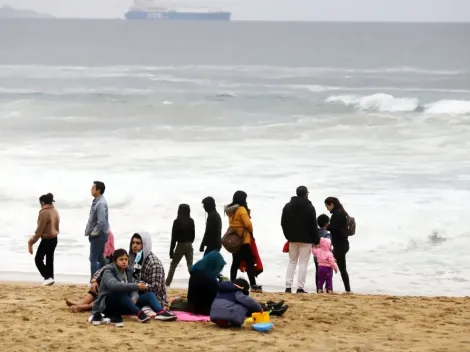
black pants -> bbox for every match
[35,237,58,280]
[231,244,256,286]
[333,244,351,292]
[314,257,319,290]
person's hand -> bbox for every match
[334,268,338,274]
[199,246,204,253]
[137,282,148,291]
[132,297,137,304]
[90,281,98,294]
[169,252,174,259]
[28,241,33,255]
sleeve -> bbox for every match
[235,292,263,312]
[91,203,106,236]
[328,253,338,272]
[310,205,320,245]
[30,212,47,245]
[190,219,195,243]
[170,220,177,254]
[101,270,138,293]
[201,213,216,248]
[147,259,168,307]
[239,208,253,234]
[312,246,319,257]
[280,204,288,240]
[327,212,346,238]
[91,266,106,283]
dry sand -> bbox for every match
[0,283,469,352]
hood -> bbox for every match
[129,231,153,265]
[289,196,312,209]
[202,196,216,213]
[224,204,239,216]
[320,237,332,251]
[191,251,226,278]
[318,228,330,238]
[218,281,241,293]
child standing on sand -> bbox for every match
[312,237,338,293]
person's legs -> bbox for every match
[136,292,163,312]
[184,243,194,273]
[66,291,96,307]
[166,243,185,286]
[105,292,140,316]
[239,244,257,286]
[230,250,243,282]
[333,245,351,292]
[285,242,300,289]
[45,237,58,280]
[89,235,107,277]
[314,257,319,291]
[297,243,312,290]
[325,267,334,292]
[317,266,329,292]
[35,240,48,279]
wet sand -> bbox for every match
[0,283,469,352]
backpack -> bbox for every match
[346,215,356,236]
[222,228,246,253]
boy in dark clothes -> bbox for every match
[200,196,222,256]
[210,278,263,328]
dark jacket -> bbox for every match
[328,209,349,250]
[210,281,263,326]
[187,270,220,316]
[200,197,222,251]
[281,196,320,245]
[170,218,195,253]
[91,263,138,315]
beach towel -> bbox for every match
[173,311,211,322]
[239,237,263,277]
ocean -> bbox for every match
[1,20,469,296]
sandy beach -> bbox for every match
[0,283,469,352]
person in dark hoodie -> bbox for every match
[166,204,195,286]
[324,197,351,293]
[199,196,222,256]
[210,278,263,328]
[281,186,320,293]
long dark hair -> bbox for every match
[175,203,192,229]
[39,193,54,205]
[229,190,251,217]
[324,197,348,216]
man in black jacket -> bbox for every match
[199,196,222,256]
[281,186,320,293]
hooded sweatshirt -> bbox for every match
[170,204,195,253]
[128,231,168,307]
[281,196,319,245]
[312,238,338,271]
[200,197,222,251]
[210,281,263,326]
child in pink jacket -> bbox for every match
[104,229,115,263]
[312,237,338,293]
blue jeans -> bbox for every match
[105,292,163,316]
[89,234,108,277]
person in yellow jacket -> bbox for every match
[224,190,261,291]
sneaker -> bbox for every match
[110,315,124,327]
[267,300,285,309]
[270,305,289,317]
[155,310,177,321]
[285,288,292,293]
[91,312,102,326]
[251,285,263,293]
[42,278,54,286]
[296,288,308,294]
[137,310,151,323]
[141,306,156,318]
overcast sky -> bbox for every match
[1,0,470,22]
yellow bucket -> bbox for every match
[251,312,270,323]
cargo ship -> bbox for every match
[124,0,231,21]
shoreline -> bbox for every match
[0,283,469,352]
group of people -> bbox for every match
[29,181,354,326]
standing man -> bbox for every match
[281,185,320,293]
[85,181,109,277]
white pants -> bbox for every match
[285,242,312,289]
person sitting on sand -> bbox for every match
[166,204,195,287]
[28,193,60,286]
[91,248,176,327]
[187,251,226,315]
[312,237,338,293]
[199,196,222,256]
[210,278,263,328]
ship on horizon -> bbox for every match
[124,0,231,21]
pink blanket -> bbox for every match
[172,311,211,322]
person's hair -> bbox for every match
[317,214,330,228]
[39,193,54,205]
[296,186,308,197]
[93,181,106,195]
[113,248,128,261]
[229,190,250,216]
[324,197,348,215]
[233,278,250,295]
[177,204,191,219]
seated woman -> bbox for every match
[187,251,226,316]
[91,248,176,327]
